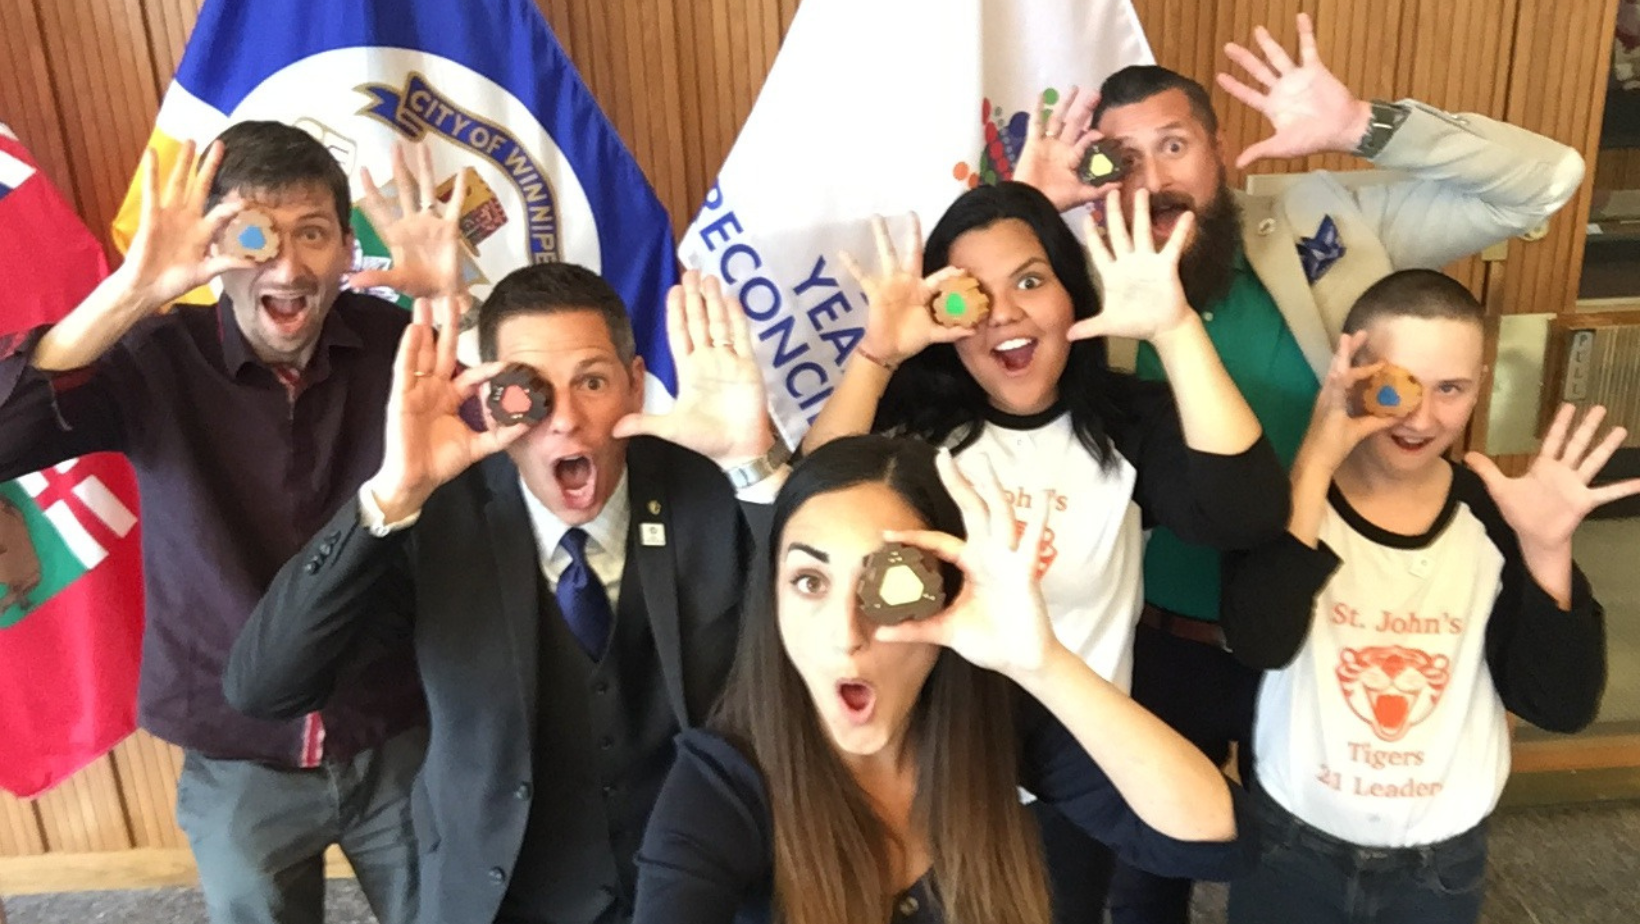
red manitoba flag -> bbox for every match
[0,126,144,798]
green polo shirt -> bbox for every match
[1134,251,1320,622]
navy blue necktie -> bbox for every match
[556,527,613,660]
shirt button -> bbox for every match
[318,541,335,555]
[599,736,613,751]
[602,784,615,797]
[304,559,321,574]
[899,895,919,915]
[514,782,532,801]
[593,681,609,695]
[1202,311,1215,323]
[488,867,506,885]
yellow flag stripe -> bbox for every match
[110,128,216,307]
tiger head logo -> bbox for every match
[1336,645,1451,742]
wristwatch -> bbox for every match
[1352,100,1408,160]
[723,439,792,490]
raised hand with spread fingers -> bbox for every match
[1012,86,1117,213]
[33,141,259,371]
[1216,12,1373,169]
[1071,188,1195,343]
[880,449,1237,843]
[838,214,971,368]
[612,270,776,469]
[351,142,468,300]
[364,293,525,522]
[1466,404,1640,608]
[874,449,1056,676]
[1074,188,1261,456]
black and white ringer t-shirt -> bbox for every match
[1223,463,1605,848]
[950,377,1290,690]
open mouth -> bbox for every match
[992,337,1037,374]
[1389,433,1433,453]
[553,454,598,510]
[836,679,876,725]
[1148,201,1191,237]
[260,293,311,335]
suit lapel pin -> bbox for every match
[647,500,661,515]
[640,522,666,547]
[1297,214,1346,283]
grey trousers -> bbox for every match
[175,726,428,924]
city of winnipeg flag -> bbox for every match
[679,0,1153,444]
[112,0,680,390]
[0,126,145,799]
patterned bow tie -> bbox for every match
[1297,215,1346,283]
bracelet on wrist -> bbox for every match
[853,344,897,372]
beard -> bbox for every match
[1153,175,1242,313]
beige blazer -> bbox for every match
[1239,100,1585,381]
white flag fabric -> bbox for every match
[679,0,1153,444]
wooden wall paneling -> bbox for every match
[780,0,803,34]
[725,0,755,154]
[1132,0,1212,83]
[109,733,186,850]
[605,3,641,176]
[29,756,132,853]
[1305,0,1405,174]
[33,0,164,260]
[668,0,712,228]
[706,0,738,198]
[0,794,45,857]
[643,1,690,236]
[1213,0,1288,177]
[0,0,81,217]
[139,0,205,100]
[673,0,735,228]
[1398,0,1520,296]
[1495,0,1617,318]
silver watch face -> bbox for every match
[728,441,788,488]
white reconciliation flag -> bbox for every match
[678,0,1153,444]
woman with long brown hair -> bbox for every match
[631,435,1244,924]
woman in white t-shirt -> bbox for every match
[801,181,1288,918]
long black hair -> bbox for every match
[872,181,1122,464]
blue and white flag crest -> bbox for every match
[114,0,680,390]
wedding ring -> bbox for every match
[712,339,734,348]
[412,370,431,378]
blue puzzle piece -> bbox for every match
[1376,384,1401,407]
[1297,215,1345,283]
[238,226,267,250]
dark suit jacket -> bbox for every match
[226,436,771,924]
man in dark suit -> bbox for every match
[225,264,786,924]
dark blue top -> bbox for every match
[0,294,424,765]
[633,704,1252,924]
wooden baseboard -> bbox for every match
[0,846,353,896]
[1512,733,1640,773]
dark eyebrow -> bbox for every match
[1010,257,1049,277]
[572,357,618,374]
[1108,122,1189,145]
[783,542,828,563]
